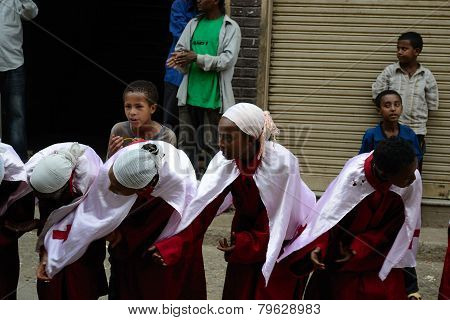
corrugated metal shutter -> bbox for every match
[268,0,450,199]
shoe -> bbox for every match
[408,292,422,300]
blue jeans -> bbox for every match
[0,65,27,161]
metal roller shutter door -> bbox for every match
[268,0,450,199]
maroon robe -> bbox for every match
[156,158,306,299]
[109,195,194,299]
[0,187,34,300]
[299,155,407,300]
[36,196,107,300]
[438,226,450,300]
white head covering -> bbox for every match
[30,143,85,193]
[112,144,162,189]
[222,103,280,159]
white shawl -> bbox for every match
[25,143,102,250]
[279,152,422,280]
[0,142,30,217]
[166,141,316,284]
[44,141,197,277]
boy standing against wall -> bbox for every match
[372,31,439,299]
[372,31,438,172]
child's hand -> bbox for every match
[310,247,326,270]
[146,245,167,266]
[108,134,124,157]
[167,50,196,68]
[36,249,51,281]
[166,51,183,68]
[175,51,197,67]
[217,232,236,253]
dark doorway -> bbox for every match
[24,0,172,158]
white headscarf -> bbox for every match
[30,143,85,193]
[112,145,162,189]
[222,103,279,159]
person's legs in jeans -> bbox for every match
[0,65,27,161]
[200,108,220,169]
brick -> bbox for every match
[231,7,261,18]
[241,47,259,58]
[240,37,259,48]
[232,77,256,87]
[231,0,261,6]
[233,67,258,78]
[233,17,260,28]
[235,97,257,104]
[235,58,258,68]
[240,27,260,37]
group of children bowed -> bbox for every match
[0,31,448,300]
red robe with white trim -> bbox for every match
[295,156,407,300]
[0,186,34,300]
[438,226,450,300]
[36,196,107,300]
[156,159,306,299]
[109,195,195,299]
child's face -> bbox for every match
[218,117,255,161]
[378,94,403,123]
[384,158,418,188]
[397,40,420,65]
[124,93,156,129]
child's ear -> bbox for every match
[414,48,422,56]
[149,104,157,114]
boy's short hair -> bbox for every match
[123,80,159,105]
[373,137,416,176]
[398,31,423,51]
[375,90,402,109]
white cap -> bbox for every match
[30,143,84,193]
[112,145,161,190]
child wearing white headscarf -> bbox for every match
[153,103,316,299]
[0,142,35,300]
[25,142,106,300]
[41,141,198,300]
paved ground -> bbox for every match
[15,214,446,300]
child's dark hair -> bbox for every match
[398,31,423,51]
[375,90,402,109]
[123,80,159,105]
[373,137,416,176]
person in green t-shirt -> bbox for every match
[167,0,241,177]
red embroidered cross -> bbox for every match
[408,229,421,249]
[52,224,72,241]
